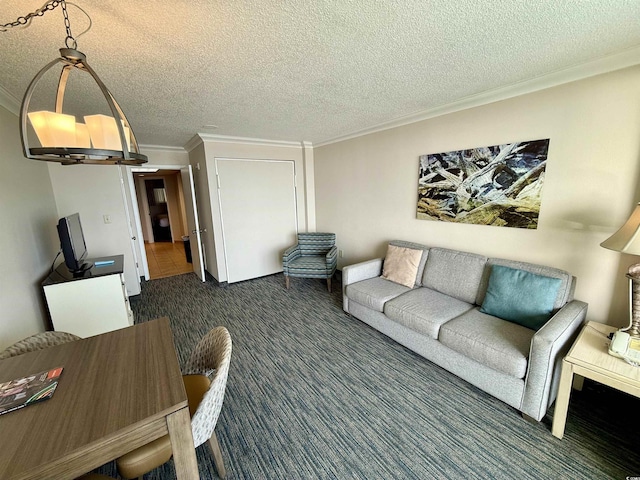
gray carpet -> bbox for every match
[96,272,640,479]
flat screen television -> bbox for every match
[57,213,92,273]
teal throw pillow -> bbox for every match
[480,265,562,330]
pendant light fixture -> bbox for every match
[3,1,147,165]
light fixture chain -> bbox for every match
[0,1,61,32]
[60,1,77,49]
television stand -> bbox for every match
[42,255,134,338]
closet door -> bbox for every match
[216,158,298,283]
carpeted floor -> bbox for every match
[95,272,640,479]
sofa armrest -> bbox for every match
[520,299,588,420]
[342,258,383,312]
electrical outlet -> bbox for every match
[339,249,343,258]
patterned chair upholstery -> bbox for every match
[117,326,232,480]
[0,331,80,360]
[282,232,337,292]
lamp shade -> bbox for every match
[601,203,640,255]
[27,111,77,147]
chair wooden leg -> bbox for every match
[285,275,290,289]
[327,277,332,293]
[208,431,227,479]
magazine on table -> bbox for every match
[0,367,64,416]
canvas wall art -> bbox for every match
[416,139,550,229]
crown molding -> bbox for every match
[0,85,20,116]
[139,144,187,153]
[315,45,640,147]
[192,133,303,149]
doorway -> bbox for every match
[132,169,192,279]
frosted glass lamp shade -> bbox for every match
[84,114,131,150]
[75,123,92,148]
[27,111,77,147]
[601,204,640,255]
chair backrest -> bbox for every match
[0,331,80,360]
[184,326,233,447]
[297,232,336,255]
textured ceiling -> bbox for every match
[1,1,639,148]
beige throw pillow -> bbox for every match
[381,245,422,288]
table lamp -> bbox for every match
[601,202,640,337]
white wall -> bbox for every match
[139,146,190,167]
[187,136,314,282]
[47,164,141,296]
[0,105,60,349]
[314,65,640,327]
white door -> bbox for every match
[181,165,206,282]
[118,167,144,291]
[216,158,298,283]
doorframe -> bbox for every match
[125,164,198,281]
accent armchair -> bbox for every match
[283,232,337,292]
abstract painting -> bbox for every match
[416,139,550,229]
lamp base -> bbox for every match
[625,263,640,337]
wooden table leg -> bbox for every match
[551,359,574,439]
[167,407,200,479]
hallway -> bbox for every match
[144,241,192,279]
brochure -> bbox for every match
[0,367,64,416]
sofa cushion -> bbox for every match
[384,287,474,339]
[345,277,411,312]
[381,245,423,288]
[439,308,534,379]
[480,265,562,330]
[477,258,573,309]
[422,248,487,304]
[389,240,429,287]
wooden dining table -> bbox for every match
[0,317,200,479]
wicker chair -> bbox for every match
[0,331,80,360]
[116,326,232,479]
[282,232,337,292]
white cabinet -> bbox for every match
[43,255,134,338]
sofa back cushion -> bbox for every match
[477,258,574,309]
[389,240,430,287]
[422,248,487,304]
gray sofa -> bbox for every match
[342,240,588,421]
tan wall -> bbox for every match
[314,65,640,327]
[0,105,60,349]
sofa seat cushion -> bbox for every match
[384,288,474,339]
[345,277,412,312]
[439,308,535,378]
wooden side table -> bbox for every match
[552,321,640,438]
